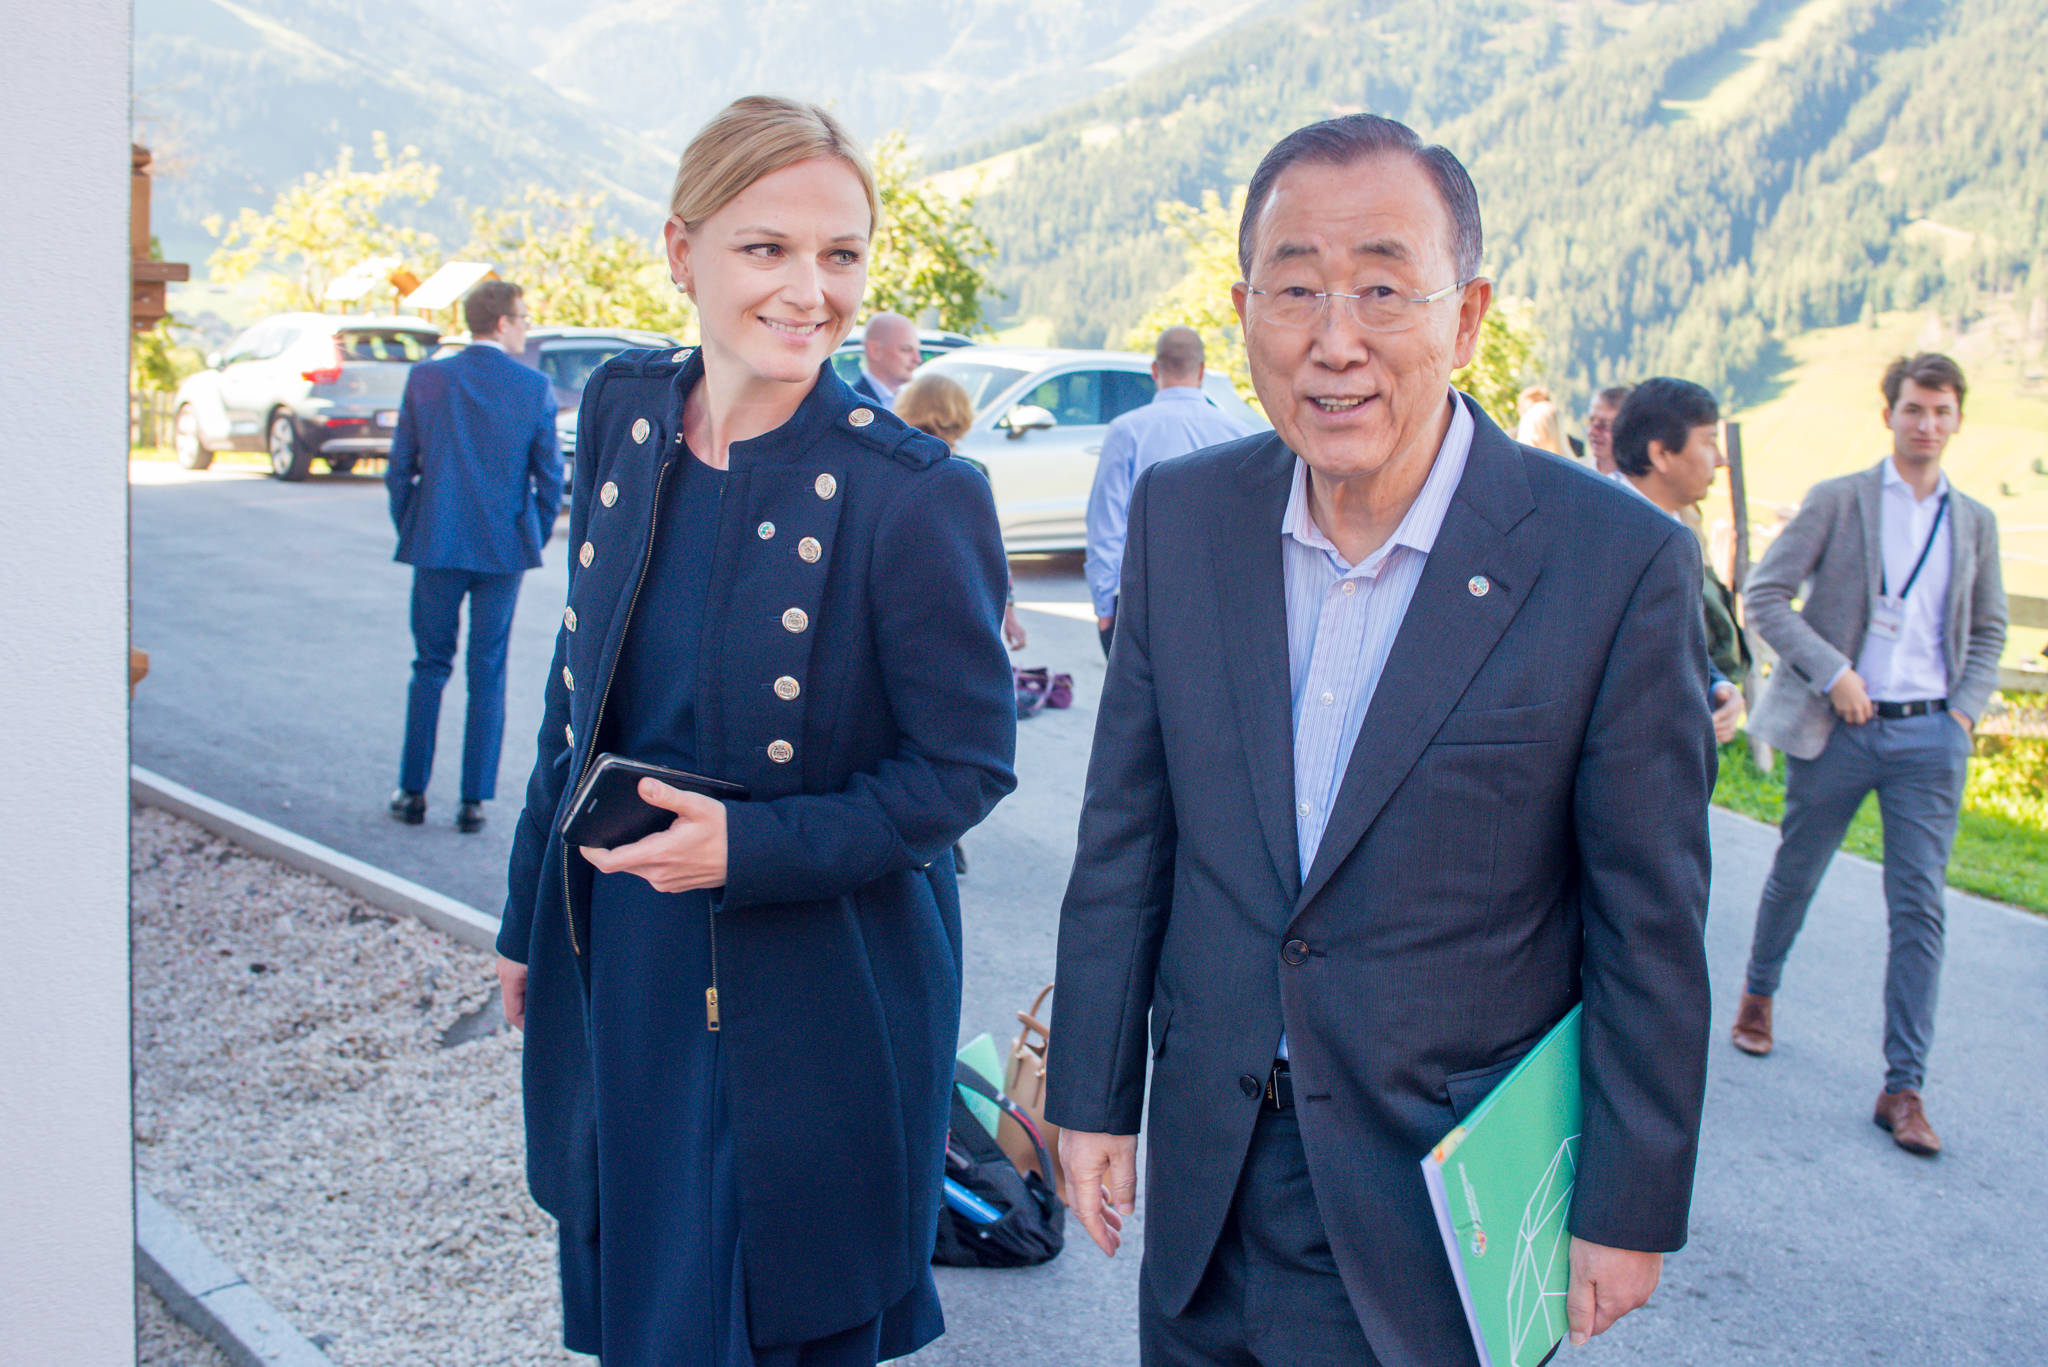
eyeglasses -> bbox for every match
[1244,279,1469,333]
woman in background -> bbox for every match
[495,96,1016,1366]
[895,372,1027,653]
[1515,383,1572,460]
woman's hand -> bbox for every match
[1003,603,1028,651]
[497,956,528,1030]
[579,777,730,892]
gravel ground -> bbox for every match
[131,805,579,1367]
[138,1283,232,1366]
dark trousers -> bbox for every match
[398,566,522,802]
[1744,711,1970,1092]
[1141,1107,1381,1367]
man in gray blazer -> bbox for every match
[1735,352,2007,1157]
[1047,114,1712,1367]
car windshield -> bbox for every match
[538,346,625,394]
[919,360,1029,415]
[338,330,438,362]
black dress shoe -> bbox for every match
[952,842,968,876]
[389,789,426,825]
[456,801,487,834]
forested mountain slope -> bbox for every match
[956,0,2047,402]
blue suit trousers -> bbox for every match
[398,567,523,802]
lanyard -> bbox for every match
[1881,491,1948,600]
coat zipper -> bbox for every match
[705,472,727,1032]
[561,448,679,959]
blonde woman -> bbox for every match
[496,96,1017,1365]
[1515,384,1571,459]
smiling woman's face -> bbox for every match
[666,156,871,389]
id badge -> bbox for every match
[1868,594,1906,641]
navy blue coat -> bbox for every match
[387,343,562,572]
[498,348,1017,1346]
[1047,398,1713,1366]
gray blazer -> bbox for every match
[1744,461,2006,760]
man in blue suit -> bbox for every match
[1047,115,1712,1366]
[386,280,562,832]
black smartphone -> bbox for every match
[558,753,750,850]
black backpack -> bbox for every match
[932,1062,1065,1267]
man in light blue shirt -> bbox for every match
[1085,326,1253,654]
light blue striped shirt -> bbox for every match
[1275,398,1471,1060]
[1284,397,1474,879]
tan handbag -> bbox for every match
[998,983,1063,1193]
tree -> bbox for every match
[1125,187,1255,401]
[1452,296,1541,430]
[464,187,693,337]
[206,133,441,313]
[867,134,997,333]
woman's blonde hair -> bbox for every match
[669,95,881,233]
[894,374,976,449]
[1515,399,1568,457]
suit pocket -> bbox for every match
[1444,1052,1524,1121]
[1431,700,1564,747]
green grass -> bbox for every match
[1714,732,2048,915]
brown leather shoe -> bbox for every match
[1730,992,1773,1056]
[1873,1088,1942,1156]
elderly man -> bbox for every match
[1085,326,1254,654]
[850,310,920,408]
[1583,383,1632,474]
[1046,114,1712,1366]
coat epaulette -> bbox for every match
[837,402,949,471]
[600,346,694,381]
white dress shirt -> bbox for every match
[858,363,899,408]
[1854,456,1952,702]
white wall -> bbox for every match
[0,3,138,1361]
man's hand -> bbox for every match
[1827,668,1874,725]
[579,778,729,893]
[1059,1130,1138,1257]
[497,956,528,1030]
[1566,1238,1662,1347]
[1951,708,1974,739]
[1097,615,1115,633]
[1710,682,1745,745]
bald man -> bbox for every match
[853,311,921,408]
[1085,327,1253,654]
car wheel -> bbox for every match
[173,406,214,470]
[268,412,313,481]
[326,456,358,475]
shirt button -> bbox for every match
[1341,581,1357,596]
[1297,800,1312,817]
[1239,1074,1262,1098]
[1320,691,1335,707]
[1282,939,1310,966]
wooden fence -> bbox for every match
[131,391,175,448]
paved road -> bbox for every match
[132,464,2047,1366]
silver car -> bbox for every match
[916,346,1267,551]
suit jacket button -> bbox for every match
[781,607,809,633]
[563,607,577,632]
[562,666,574,692]
[774,675,800,701]
[767,739,794,764]
[579,541,594,568]
[1282,939,1310,965]
[1239,1074,1261,1098]
[631,418,650,444]
[599,481,619,508]
[564,723,575,748]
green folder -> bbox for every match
[1421,1004,1583,1367]
[955,1033,1005,1138]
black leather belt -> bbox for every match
[1264,1063,1294,1111]
[1873,699,1946,719]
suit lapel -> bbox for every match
[1209,435,1302,903]
[1857,465,1885,605]
[1296,403,1541,912]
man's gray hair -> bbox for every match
[1154,325,1204,380]
[1237,114,1482,284]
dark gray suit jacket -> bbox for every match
[1046,396,1714,1366]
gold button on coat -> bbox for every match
[848,408,874,428]
[814,473,838,500]
[564,607,578,632]
[599,481,618,507]
[774,676,801,701]
[579,542,594,568]
[766,740,794,764]
[757,521,776,540]
[798,536,822,563]
[632,418,650,444]
[563,666,574,692]
[564,723,575,747]
[781,607,809,633]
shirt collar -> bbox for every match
[859,363,899,402]
[1880,455,1949,502]
[1614,469,1683,524]
[1280,393,1474,572]
[469,337,506,353]
[1152,385,1205,404]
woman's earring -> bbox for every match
[673,277,690,295]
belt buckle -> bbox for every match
[1265,1065,1293,1110]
